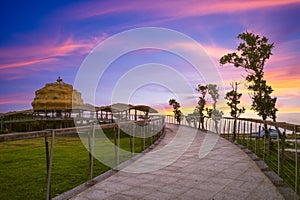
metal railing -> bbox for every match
[165,115,299,196]
[220,117,299,197]
[1,114,298,198]
[0,117,165,199]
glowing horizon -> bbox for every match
[1,0,299,124]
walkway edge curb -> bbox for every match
[52,169,117,200]
[232,142,299,200]
[52,125,166,200]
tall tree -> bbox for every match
[225,82,245,141]
[195,84,208,129]
[220,31,278,149]
[207,84,223,133]
[169,99,182,124]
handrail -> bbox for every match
[0,117,165,199]
[0,117,164,142]
[166,114,299,197]
[166,114,300,132]
[1,115,298,197]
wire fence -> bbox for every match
[1,114,298,198]
[0,117,165,200]
[221,117,299,197]
[165,114,299,197]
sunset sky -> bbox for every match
[1,0,300,123]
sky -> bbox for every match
[1,0,300,124]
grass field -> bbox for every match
[0,127,155,199]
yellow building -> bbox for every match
[31,76,83,118]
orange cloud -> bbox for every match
[264,64,300,94]
[0,35,106,71]
[47,36,95,57]
[169,41,235,60]
[0,57,57,70]
[0,93,33,105]
[203,45,235,60]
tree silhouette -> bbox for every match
[220,32,277,120]
[195,84,208,129]
[225,82,245,141]
[220,31,278,152]
[207,84,223,134]
[169,99,182,124]
[195,84,223,132]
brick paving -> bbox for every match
[71,124,284,200]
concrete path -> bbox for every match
[71,124,284,200]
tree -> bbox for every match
[220,31,278,151]
[186,108,199,128]
[195,84,223,132]
[207,84,219,111]
[169,99,182,124]
[225,82,245,141]
[195,84,208,129]
[220,32,277,120]
[207,84,223,134]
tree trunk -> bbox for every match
[233,118,237,141]
[263,120,271,159]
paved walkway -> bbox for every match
[71,124,284,200]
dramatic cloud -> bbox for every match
[1,0,299,121]
[0,93,33,105]
[63,0,300,21]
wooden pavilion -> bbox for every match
[0,77,159,132]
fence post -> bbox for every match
[249,122,252,148]
[117,125,120,168]
[132,123,135,155]
[159,118,163,139]
[277,122,280,177]
[223,119,226,139]
[267,121,271,161]
[150,121,153,146]
[207,118,211,132]
[129,123,133,157]
[246,121,249,147]
[143,122,146,150]
[155,120,158,142]
[44,135,50,179]
[113,127,118,169]
[294,125,298,194]
[243,121,246,145]
[237,120,240,143]
[257,122,261,156]
[158,119,161,141]
[227,120,231,140]
[263,122,267,161]
[156,120,159,141]
[280,128,286,180]
[88,123,95,181]
[46,130,55,200]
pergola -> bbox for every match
[96,103,158,123]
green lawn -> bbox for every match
[0,127,157,199]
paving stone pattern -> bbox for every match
[71,124,284,200]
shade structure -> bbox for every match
[132,105,159,113]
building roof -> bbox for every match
[96,104,158,113]
[31,77,83,111]
[131,105,158,113]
